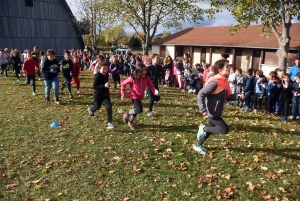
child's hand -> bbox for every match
[154,90,159,96]
[105,82,109,88]
[121,96,125,101]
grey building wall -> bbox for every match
[0,0,84,55]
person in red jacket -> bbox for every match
[70,56,83,94]
[23,52,39,95]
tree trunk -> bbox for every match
[276,46,288,72]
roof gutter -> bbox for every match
[152,44,300,51]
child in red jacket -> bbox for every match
[71,56,83,94]
[23,52,39,95]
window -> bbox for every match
[176,46,184,57]
[25,0,33,7]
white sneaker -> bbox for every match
[147,111,154,117]
[76,90,81,94]
[193,144,207,155]
[55,101,60,104]
[107,123,115,129]
[32,92,36,96]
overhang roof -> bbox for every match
[152,23,300,50]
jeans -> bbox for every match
[26,75,36,92]
[44,76,59,101]
[292,102,300,119]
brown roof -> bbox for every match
[152,23,300,49]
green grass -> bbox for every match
[0,70,300,201]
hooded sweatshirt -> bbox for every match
[121,76,157,102]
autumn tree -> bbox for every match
[162,30,172,38]
[209,0,300,71]
[103,0,205,55]
[67,0,109,47]
[101,25,127,46]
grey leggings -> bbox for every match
[197,116,229,145]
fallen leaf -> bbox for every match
[123,198,130,201]
[109,170,114,174]
[171,184,177,187]
[6,183,17,189]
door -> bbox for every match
[235,49,243,69]
[252,50,261,70]
[160,46,166,58]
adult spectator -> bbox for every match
[289,58,300,81]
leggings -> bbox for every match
[91,96,112,123]
[197,116,229,145]
[128,99,143,122]
[147,85,160,112]
[70,76,80,90]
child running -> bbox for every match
[60,50,74,98]
[87,61,115,129]
[23,52,39,95]
[121,63,159,130]
[194,60,239,155]
[70,56,83,94]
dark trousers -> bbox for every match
[278,100,290,117]
[253,93,262,110]
[14,66,21,80]
[91,96,112,123]
[266,96,274,114]
[1,64,7,77]
[62,75,72,94]
[112,73,120,88]
[26,75,36,92]
[197,116,229,145]
[244,93,252,108]
[147,85,160,112]
[128,99,143,122]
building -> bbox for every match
[152,23,300,74]
[0,0,84,55]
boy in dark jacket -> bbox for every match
[279,74,293,121]
[60,50,74,98]
[87,61,114,129]
[242,68,255,111]
[261,71,277,114]
[42,49,60,103]
[291,72,300,120]
[146,54,165,117]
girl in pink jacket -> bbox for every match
[121,63,159,130]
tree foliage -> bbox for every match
[162,30,172,38]
[101,25,127,46]
[209,0,300,71]
[103,0,205,54]
[128,36,142,49]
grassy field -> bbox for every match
[0,70,299,201]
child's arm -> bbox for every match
[147,78,159,96]
[121,77,133,99]
[197,81,218,113]
[264,82,276,90]
[34,60,40,72]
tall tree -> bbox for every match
[103,0,205,55]
[162,30,172,38]
[209,0,300,71]
[101,25,127,46]
[67,0,109,47]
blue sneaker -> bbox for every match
[193,144,207,155]
[245,106,251,111]
[281,117,287,122]
[197,124,206,141]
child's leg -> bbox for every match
[128,99,143,122]
[197,116,229,145]
[31,75,36,93]
[253,93,258,109]
[283,101,289,118]
[103,97,112,123]
[91,95,102,113]
[147,86,160,113]
[26,76,30,84]
[44,79,52,100]
[74,77,80,90]
[65,76,72,94]
[52,77,59,101]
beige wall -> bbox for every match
[193,48,201,65]
[205,48,210,64]
[211,48,233,64]
[241,49,253,71]
[166,46,175,59]
[152,45,160,55]
[184,47,190,55]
